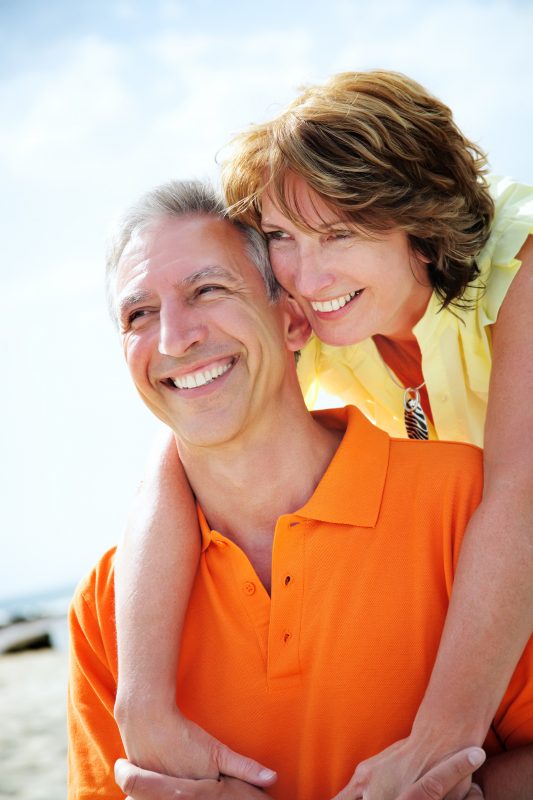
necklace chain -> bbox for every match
[382,361,425,393]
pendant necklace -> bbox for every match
[383,365,429,440]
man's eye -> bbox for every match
[196,284,226,297]
[125,308,152,330]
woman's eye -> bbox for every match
[328,230,352,241]
[264,230,290,242]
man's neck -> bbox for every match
[176,393,342,591]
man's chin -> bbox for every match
[168,408,250,451]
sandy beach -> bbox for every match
[0,649,68,799]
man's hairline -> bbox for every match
[108,210,282,327]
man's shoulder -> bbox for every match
[386,434,484,509]
[70,546,117,627]
[389,433,483,467]
[311,406,483,523]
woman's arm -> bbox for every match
[332,237,533,799]
[409,234,533,745]
[114,429,275,785]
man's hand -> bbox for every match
[114,760,275,799]
[332,746,486,800]
[115,706,277,787]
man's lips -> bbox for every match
[162,356,238,390]
[309,289,363,313]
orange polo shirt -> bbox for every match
[67,407,533,800]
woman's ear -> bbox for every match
[283,294,312,352]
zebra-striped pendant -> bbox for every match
[403,387,429,440]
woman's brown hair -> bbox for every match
[222,70,494,308]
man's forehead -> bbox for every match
[122,214,238,261]
[118,214,254,281]
[114,214,267,316]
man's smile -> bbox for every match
[162,356,238,391]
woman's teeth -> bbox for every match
[173,359,234,390]
[310,290,360,313]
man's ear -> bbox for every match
[283,295,312,352]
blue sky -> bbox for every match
[1,0,532,600]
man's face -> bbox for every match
[114,215,297,448]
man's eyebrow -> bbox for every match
[117,289,152,322]
[180,266,241,288]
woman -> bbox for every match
[113,71,533,799]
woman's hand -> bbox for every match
[115,759,275,800]
[114,747,485,800]
[115,704,276,786]
[331,742,486,800]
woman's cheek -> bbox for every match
[269,248,295,292]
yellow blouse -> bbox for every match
[297,176,533,446]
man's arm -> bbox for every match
[68,578,126,799]
[475,745,533,799]
[67,558,275,800]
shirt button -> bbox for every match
[282,630,292,643]
[284,575,292,586]
[243,581,256,595]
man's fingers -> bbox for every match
[214,744,277,787]
[397,748,486,800]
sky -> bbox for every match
[1,0,532,602]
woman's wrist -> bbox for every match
[409,702,487,760]
[114,685,180,732]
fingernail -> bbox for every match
[259,768,277,780]
[471,783,483,795]
[467,748,486,768]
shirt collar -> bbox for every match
[293,406,389,528]
[198,405,390,549]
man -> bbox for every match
[68,181,533,800]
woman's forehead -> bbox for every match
[262,174,342,225]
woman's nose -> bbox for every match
[293,241,336,298]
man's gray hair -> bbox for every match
[106,179,281,324]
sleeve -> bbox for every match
[67,572,126,799]
[477,176,533,326]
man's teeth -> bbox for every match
[173,360,233,390]
[311,290,360,313]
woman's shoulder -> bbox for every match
[463,175,533,325]
[481,176,533,269]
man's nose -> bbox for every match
[158,303,207,356]
[294,241,336,297]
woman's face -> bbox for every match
[261,176,433,346]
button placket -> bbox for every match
[267,517,305,686]
[212,531,270,663]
